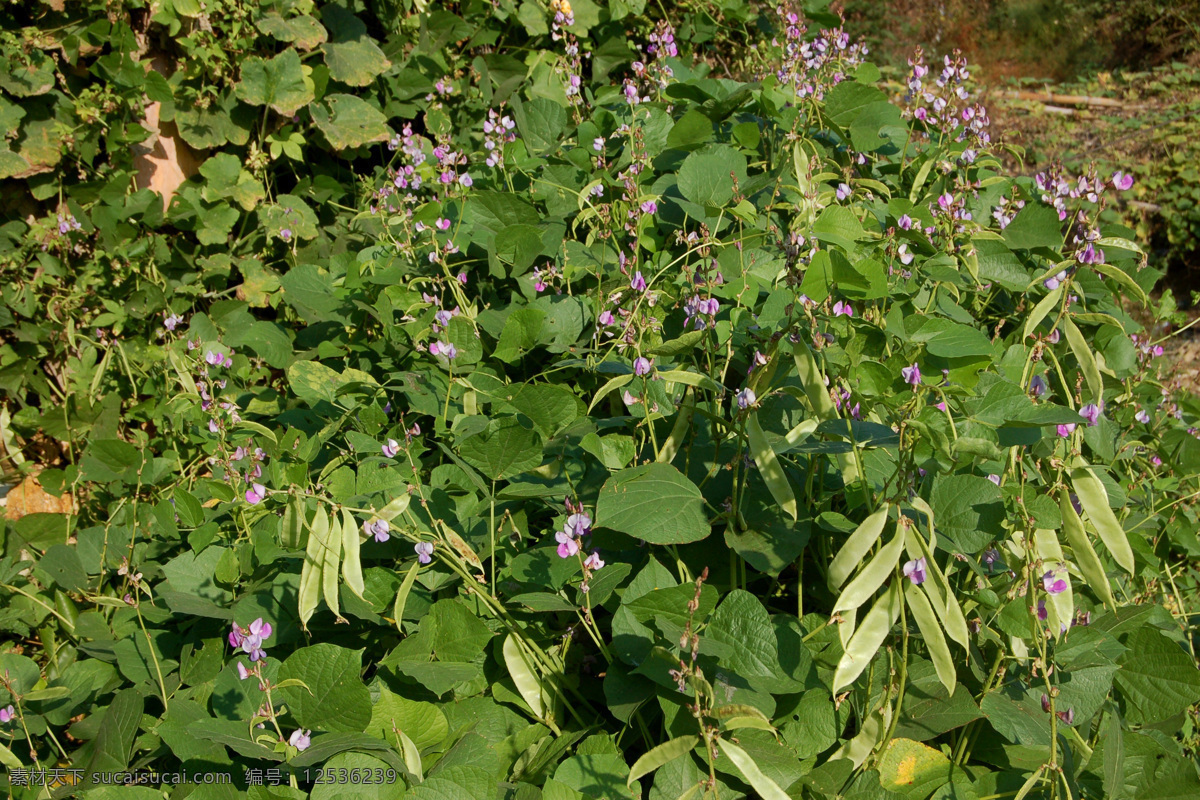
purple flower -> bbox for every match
[1044,270,1068,291]
[280,228,292,242]
[832,300,854,317]
[634,357,652,376]
[737,388,756,409]
[164,313,183,331]
[564,513,592,538]
[1038,599,1049,621]
[1057,423,1076,438]
[1030,375,1048,397]
[630,271,647,292]
[555,528,580,558]
[898,244,914,265]
[987,474,1001,485]
[594,137,605,151]
[1112,171,1134,191]
[245,483,267,504]
[458,173,474,188]
[415,541,434,564]
[1151,455,1163,467]
[436,217,451,231]
[1135,408,1150,424]
[205,350,222,366]
[903,557,927,585]
[289,729,312,751]
[1079,403,1101,427]
[982,547,1002,573]
[584,551,605,571]
[382,439,400,458]
[898,214,914,230]
[0,705,13,724]
[640,200,658,215]
[901,363,921,387]
[598,310,614,326]
[836,183,852,201]
[622,390,638,406]
[364,518,390,543]
[1043,569,1069,595]
[1048,328,1061,344]
[458,271,468,284]
[230,617,273,662]
[430,341,457,360]
[236,662,252,681]
[1058,708,1075,725]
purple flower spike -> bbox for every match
[1043,569,1069,595]
[415,541,434,564]
[289,729,312,751]
[737,388,756,410]
[901,363,921,387]
[382,439,400,458]
[1079,403,1101,427]
[634,357,652,376]
[903,557,927,585]
[245,483,267,505]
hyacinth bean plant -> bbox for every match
[1,1,1200,799]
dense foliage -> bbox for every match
[1,1,1200,799]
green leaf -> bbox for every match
[321,7,391,86]
[931,476,1005,552]
[236,48,314,116]
[512,96,567,155]
[279,644,373,733]
[555,753,638,799]
[1003,204,1063,250]
[367,687,448,751]
[677,144,747,207]
[1114,627,1200,725]
[596,463,710,544]
[924,324,994,358]
[311,94,393,150]
[458,417,544,480]
[877,738,952,799]
[86,689,143,773]
[257,14,328,50]
[707,591,792,687]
